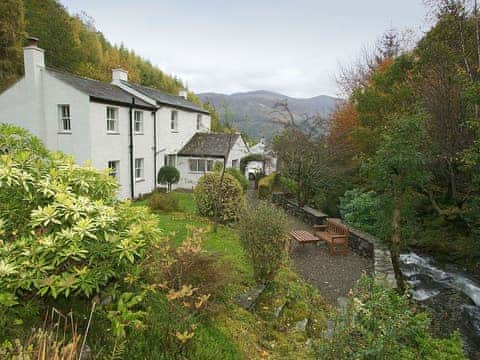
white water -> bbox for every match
[400,252,480,358]
[400,252,480,306]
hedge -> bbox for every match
[258,173,277,199]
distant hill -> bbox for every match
[199,90,341,140]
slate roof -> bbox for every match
[120,80,209,114]
[178,133,240,158]
[47,68,155,109]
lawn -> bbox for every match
[134,191,331,359]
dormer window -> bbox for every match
[171,110,178,131]
[134,111,144,134]
[106,107,119,133]
[196,114,202,130]
[58,105,71,132]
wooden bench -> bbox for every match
[289,230,320,252]
[314,219,349,255]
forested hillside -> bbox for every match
[0,0,204,106]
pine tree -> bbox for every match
[0,0,25,91]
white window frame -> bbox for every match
[189,158,214,172]
[107,160,120,181]
[134,110,144,134]
[165,154,176,167]
[135,158,144,181]
[232,159,239,168]
[58,104,71,133]
[106,107,119,133]
[170,110,178,131]
[196,114,202,130]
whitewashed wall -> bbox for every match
[156,105,211,165]
[226,137,250,169]
[89,103,156,199]
[43,73,92,164]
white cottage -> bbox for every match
[176,133,250,188]
[0,37,247,198]
[244,138,277,179]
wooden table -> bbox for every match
[289,230,320,252]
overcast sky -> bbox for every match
[60,0,427,98]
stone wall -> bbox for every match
[272,192,397,289]
[272,192,328,225]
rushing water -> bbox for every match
[400,252,480,359]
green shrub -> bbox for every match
[238,201,289,284]
[0,126,161,301]
[213,161,224,172]
[316,276,466,359]
[258,173,277,199]
[194,172,244,223]
[339,188,382,235]
[147,191,180,212]
[225,167,249,190]
[157,165,180,191]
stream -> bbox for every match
[400,252,480,359]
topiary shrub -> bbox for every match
[157,166,180,192]
[194,172,243,223]
[258,173,277,199]
[147,191,180,212]
[225,167,249,190]
[238,201,289,284]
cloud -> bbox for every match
[61,0,427,98]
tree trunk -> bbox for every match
[390,196,405,292]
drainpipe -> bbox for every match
[153,110,157,189]
[129,98,135,199]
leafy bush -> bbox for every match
[339,188,382,235]
[0,126,161,301]
[157,165,180,192]
[238,201,289,284]
[316,276,466,359]
[258,173,277,199]
[147,191,180,212]
[225,167,249,190]
[194,172,244,223]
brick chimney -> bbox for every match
[112,68,128,83]
[23,37,45,84]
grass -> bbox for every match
[137,192,253,292]
[134,191,330,359]
[2,191,329,359]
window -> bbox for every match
[164,154,176,167]
[170,111,178,131]
[189,159,214,172]
[207,160,214,171]
[232,159,239,168]
[107,160,120,181]
[135,158,144,180]
[106,107,118,133]
[58,105,71,132]
[134,111,143,134]
[196,114,202,130]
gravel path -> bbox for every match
[247,181,372,305]
[287,214,373,305]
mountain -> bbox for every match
[198,90,341,140]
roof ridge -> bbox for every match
[46,67,114,86]
[121,80,172,95]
